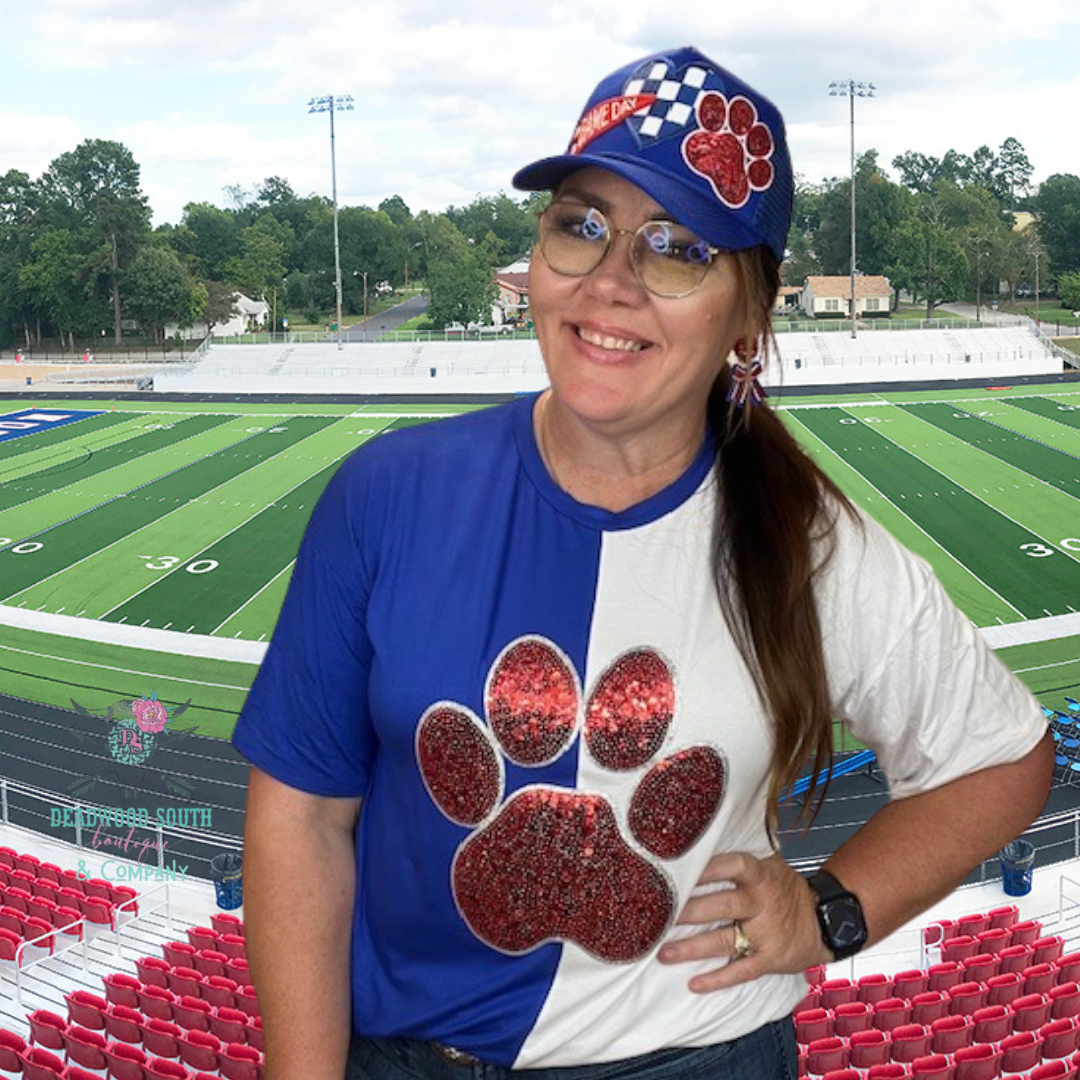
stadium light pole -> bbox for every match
[828,80,875,339]
[308,93,354,350]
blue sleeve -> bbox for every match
[232,455,376,797]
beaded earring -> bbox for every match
[726,340,767,408]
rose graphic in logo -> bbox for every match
[132,694,170,735]
[68,692,196,800]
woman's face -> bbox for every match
[529,167,752,444]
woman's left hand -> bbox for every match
[657,851,832,993]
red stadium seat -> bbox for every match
[833,1001,872,1037]
[1009,920,1043,947]
[795,1008,834,1045]
[1041,1017,1080,1060]
[930,1013,974,1054]
[847,1028,890,1069]
[185,926,221,952]
[909,1052,956,1079]
[166,965,205,999]
[941,935,979,964]
[1029,1060,1080,1080]
[889,1022,931,1063]
[136,954,173,987]
[950,1041,1002,1079]
[999,1029,1044,1073]
[163,940,197,968]
[103,1040,147,1080]
[928,961,963,993]
[947,980,989,1016]
[102,971,142,1009]
[873,998,912,1033]
[103,1003,144,1045]
[987,970,1025,1007]
[218,1042,262,1080]
[209,1006,249,1045]
[64,989,107,1030]
[202,975,239,1009]
[61,1024,108,1072]
[858,972,894,1004]
[210,912,244,936]
[0,1028,28,1074]
[137,983,178,1021]
[893,969,930,1000]
[27,1009,67,1050]
[172,994,213,1032]
[1053,982,1080,1020]
[144,1058,193,1080]
[178,1029,221,1072]
[193,948,228,978]
[820,978,857,1010]
[139,1017,183,1060]
[1035,936,1069,967]
[17,1045,67,1080]
[1012,992,1054,1032]
[971,1003,1013,1042]
[1026,962,1061,996]
[911,991,951,1026]
[988,904,1019,930]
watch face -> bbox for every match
[822,896,867,952]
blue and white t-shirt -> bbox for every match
[233,393,1045,1067]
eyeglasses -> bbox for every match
[537,201,722,298]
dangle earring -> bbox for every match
[726,339,767,408]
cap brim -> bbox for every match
[513,152,764,254]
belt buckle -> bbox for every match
[432,1042,482,1068]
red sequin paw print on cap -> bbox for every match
[416,637,726,963]
[682,92,775,209]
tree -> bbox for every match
[1032,174,1080,276]
[19,229,104,348]
[378,195,412,226]
[223,224,287,301]
[38,139,151,343]
[816,152,916,277]
[202,280,241,335]
[1059,271,1080,313]
[885,199,969,318]
[181,202,242,280]
[0,169,38,346]
[124,245,204,342]
[995,138,1034,207]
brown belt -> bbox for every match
[430,1043,483,1068]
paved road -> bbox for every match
[342,293,429,342]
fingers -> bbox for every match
[658,852,831,993]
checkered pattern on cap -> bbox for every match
[625,61,709,140]
[513,46,793,262]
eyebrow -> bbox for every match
[551,186,678,226]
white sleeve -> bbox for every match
[817,507,1048,799]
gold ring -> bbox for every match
[732,920,755,960]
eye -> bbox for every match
[548,203,608,242]
[640,222,711,264]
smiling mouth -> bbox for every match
[576,326,648,353]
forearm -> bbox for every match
[243,768,361,1080]
[823,731,1054,949]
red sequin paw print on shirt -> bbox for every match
[682,92,775,209]
[416,637,726,963]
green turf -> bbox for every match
[3,384,1080,743]
[0,409,134,462]
[0,414,233,514]
[0,622,256,738]
[0,415,338,600]
[793,405,1080,618]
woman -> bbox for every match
[234,47,1052,1080]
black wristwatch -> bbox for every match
[806,870,868,961]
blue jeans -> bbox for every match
[346,1021,797,1080]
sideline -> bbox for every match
[0,604,265,663]
[1,601,1076,665]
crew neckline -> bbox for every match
[514,393,716,531]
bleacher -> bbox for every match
[0,841,262,1080]
[150,322,1064,397]
[797,905,1080,1078]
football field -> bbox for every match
[1,384,1079,739]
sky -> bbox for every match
[2,0,1078,228]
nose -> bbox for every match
[585,227,645,300]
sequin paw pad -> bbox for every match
[682,91,775,209]
[416,637,726,963]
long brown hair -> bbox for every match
[709,247,854,840]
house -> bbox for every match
[774,285,801,313]
[494,270,530,325]
[165,291,270,340]
[801,275,892,318]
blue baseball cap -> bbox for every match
[513,47,793,263]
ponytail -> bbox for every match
[709,248,854,840]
